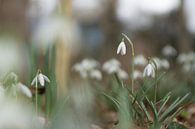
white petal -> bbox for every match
[18,83,32,98]
[43,75,50,83]
[31,77,37,85]
[117,41,126,55]
[38,74,45,86]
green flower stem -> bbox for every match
[35,79,38,116]
[154,75,158,104]
[122,33,135,94]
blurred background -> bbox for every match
[0,0,195,92]
[0,0,195,128]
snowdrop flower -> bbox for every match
[102,58,121,74]
[152,57,170,69]
[117,69,128,80]
[89,69,102,80]
[143,63,156,78]
[117,41,126,55]
[17,83,32,98]
[160,59,170,69]
[134,54,147,66]
[102,59,128,80]
[133,70,142,79]
[162,45,177,57]
[73,59,102,80]
[177,53,187,64]
[31,72,50,87]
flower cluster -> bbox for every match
[102,58,128,80]
[177,51,195,72]
[73,59,102,80]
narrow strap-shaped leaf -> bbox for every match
[140,100,151,121]
[101,92,121,109]
[160,93,189,122]
[158,95,171,115]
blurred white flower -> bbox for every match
[143,63,155,78]
[133,70,142,79]
[153,57,170,69]
[17,83,32,98]
[73,59,101,80]
[177,52,195,64]
[117,69,129,80]
[0,97,36,129]
[102,59,121,74]
[177,52,195,72]
[102,59,128,80]
[117,41,126,55]
[160,59,170,69]
[162,45,177,57]
[134,54,147,66]
[32,17,80,53]
[0,39,27,79]
[31,72,50,87]
[89,69,102,80]
[177,53,187,63]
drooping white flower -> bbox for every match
[160,59,170,69]
[117,41,126,55]
[31,72,50,87]
[143,63,155,78]
[102,58,128,80]
[17,83,32,98]
[102,58,121,74]
[89,69,102,80]
[133,70,142,79]
[72,59,101,80]
[152,57,170,69]
[117,69,128,80]
[134,54,147,66]
[162,45,177,57]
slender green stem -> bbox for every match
[122,33,135,93]
[35,80,38,116]
[154,76,158,104]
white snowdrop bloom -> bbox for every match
[177,53,188,64]
[160,59,170,69]
[187,52,195,62]
[134,54,147,66]
[81,59,100,71]
[153,57,162,69]
[117,41,126,55]
[133,70,142,79]
[89,69,102,80]
[117,69,128,80]
[31,72,50,87]
[143,63,155,78]
[17,83,32,98]
[73,59,101,80]
[102,59,121,74]
[162,45,177,57]
[0,97,36,129]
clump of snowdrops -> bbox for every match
[73,34,190,129]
